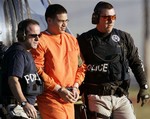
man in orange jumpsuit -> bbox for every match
[31,4,86,119]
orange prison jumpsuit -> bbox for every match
[31,31,86,119]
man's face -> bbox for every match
[47,13,68,35]
[97,8,116,33]
[26,24,41,49]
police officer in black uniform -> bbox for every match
[77,1,150,119]
[1,19,43,119]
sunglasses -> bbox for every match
[100,15,116,20]
[28,33,41,38]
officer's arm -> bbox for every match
[8,76,38,118]
[126,33,147,86]
[8,76,27,103]
[126,33,150,106]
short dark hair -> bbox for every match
[94,1,114,15]
[45,4,67,22]
[17,19,39,42]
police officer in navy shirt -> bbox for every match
[1,19,43,119]
[77,1,150,119]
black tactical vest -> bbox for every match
[78,28,130,85]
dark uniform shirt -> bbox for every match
[1,43,42,105]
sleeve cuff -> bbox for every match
[53,84,61,92]
[73,83,79,89]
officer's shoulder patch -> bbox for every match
[111,35,120,42]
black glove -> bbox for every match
[137,88,150,106]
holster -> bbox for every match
[80,104,88,119]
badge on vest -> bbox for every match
[111,35,120,42]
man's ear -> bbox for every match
[47,17,52,24]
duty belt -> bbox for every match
[84,82,124,97]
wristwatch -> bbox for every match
[21,101,27,107]
[141,84,149,89]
